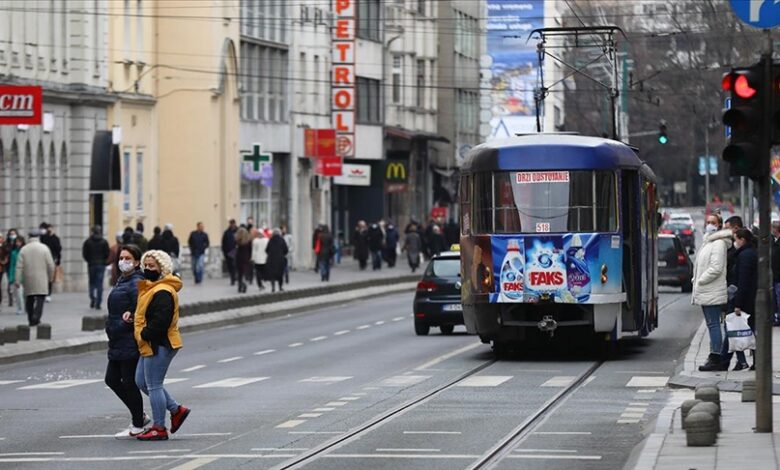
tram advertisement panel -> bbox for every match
[462,233,621,304]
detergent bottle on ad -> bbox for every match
[499,239,524,302]
[566,234,591,302]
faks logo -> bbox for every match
[503,281,523,292]
[0,86,42,125]
[529,271,564,287]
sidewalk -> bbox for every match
[631,322,780,469]
[0,259,419,364]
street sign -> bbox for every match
[725,97,731,138]
[698,156,718,176]
[241,143,272,182]
[729,0,780,28]
[315,155,343,176]
[333,163,370,186]
[304,129,336,158]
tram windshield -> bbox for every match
[477,170,618,234]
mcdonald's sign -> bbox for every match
[385,161,408,183]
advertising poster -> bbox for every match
[486,0,544,139]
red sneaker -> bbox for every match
[170,405,191,434]
[136,426,168,441]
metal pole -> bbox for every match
[705,128,710,207]
[741,177,746,220]
[749,179,755,227]
[756,49,773,433]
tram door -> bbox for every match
[621,170,641,331]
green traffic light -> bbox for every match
[659,135,668,144]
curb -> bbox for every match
[0,277,418,366]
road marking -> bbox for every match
[356,325,370,330]
[338,397,360,401]
[19,379,102,390]
[380,375,431,387]
[310,336,327,342]
[541,376,576,387]
[363,386,380,390]
[59,433,232,439]
[636,389,658,394]
[414,342,482,370]
[626,376,669,387]
[0,380,24,385]
[128,450,192,454]
[164,378,189,385]
[276,420,306,429]
[333,330,350,336]
[374,321,385,325]
[288,342,303,348]
[298,413,322,418]
[288,431,344,435]
[624,407,648,413]
[193,377,268,388]
[392,316,405,321]
[351,392,367,396]
[253,349,276,356]
[403,431,462,435]
[506,455,601,460]
[515,449,578,453]
[169,457,218,470]
[312,407,335,412]
[217,356,244,363]
[300,376,352,384]
[181,365,206,372]
[325,401,348,407]
[324,453,477,459]
[620,413,645,419]
[457,376,512,387]
[0,453,65,457]
[0,454,292,463]
[376,448,440,452]
[629,402,650,407]
[533,432,591,435]
[252,448,308,452]
[618,419,641,424]
[583,376,597,386]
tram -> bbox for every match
[459,134,659,353]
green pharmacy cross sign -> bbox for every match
[241,143,273,182]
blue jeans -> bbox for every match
[135,346,180,428]
[318,259,330,281]
[192,254,205,283]
[88,265,105,307]
[702,305,724,355]
[371,250,382,270]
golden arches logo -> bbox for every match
[386,162,407,180]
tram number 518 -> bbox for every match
[535,222,551,233]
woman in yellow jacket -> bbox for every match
[133,250,190,440]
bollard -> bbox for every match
[3,327,18,344]
[681,399,703,430]
[16,325,30,341]
[742,379,756,402]
[81,316,92,331]
[695,385,721,408]
[36,323,52,340]
[691,402,721,433]
[685,411,717,446]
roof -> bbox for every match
[462,134,644,172]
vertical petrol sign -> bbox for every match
[332,0,355,157]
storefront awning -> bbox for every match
[384,126,450,143]
[89,130,121,191]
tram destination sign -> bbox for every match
[516,171,570,184]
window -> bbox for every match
[136,150,143,212]
[298,52,307,110]
[240,42,288,122]
[459,175,471,235]
[357,0,380,42]
[457,89,478,134]
[416,59,425,108]
[313,55,320,110]
[392,55,402,104]
[454,10,478,59]
[418,0,426,15]
[356,77,382,124]
[242,0,286,43]
[123,151,131,212]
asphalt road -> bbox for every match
[0,288,701,469]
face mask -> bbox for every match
[705,224,717,234]
[8,235,16,241]
[143,269,161,282]
[118,260,136,274]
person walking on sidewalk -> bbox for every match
[367,223,384,271]
[188,222,210,284]
[403,225,423,273]
[39,223,61,303]
[251,229,269,290]
[315,225,335,282]
[133,223,149,253]
[384,222,399,268]
[148,226,164,251]
[265,229,288,292]
[221,219,238,286]
[7,234,24,314]
[105,244,148,438]
[726,228,758,371]
[282,225,294,284]
[692,213,731,372]
[83,226,110,310]
[15,229,55,327]
[133,250,190,441]
[161,224,180,274]
[234,227,253,293]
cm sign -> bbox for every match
[729,0,780,28]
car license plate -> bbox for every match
[442,304,463,312]
[657,261,667,267]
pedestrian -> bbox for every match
[234,227,253,293]
[221,219,238,285]
[133,250,190,441]
[367,222,384,270]
[15,229,55,326]
[726,228,758,371]
[692,213,731,372]
[265,228,288,292]
[251,228,269,290]
[281,225,294,284]
[771,221,780,326]
[384,222,399,268]
[105,244,149,438]
[312,224,323,272]
[187,222,209,284]
[39,222,62,302]
[7,233,24,314]
[122,226,135,245]
[161,224,180,274]
[107,232,125,286]
[0,233,7,310]
[82,226,110,310]
[148,226,164,251]
[316,225,334,282]
[429,224,447,256]
[133,222,149,253]
[403,224,423,273]
[353,221,369,270]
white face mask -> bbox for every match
[118,260,136,274]
[705,224,718,234]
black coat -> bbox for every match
[188,231,210,257]
[162,231,180,257]
[773,237,780,284]
[236,241,252,276]
[139,291,175,353]
[105,270,144,361]
[265,234,289,280]
[353,229,369,260]
[82,235,109,266]
[40,233,62,265]
[733,243,758,315]
[148,234,164,251]
[367,226,384,251]
[317,232,335,262]
[222,227,237,257]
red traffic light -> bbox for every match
[734,75,757,99]
[722,73,732,92]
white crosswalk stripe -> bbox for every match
[0,380,25,385]
[299,376,352,384]
[626,376,669,388]
[217,356,244,363]
[180,365,206,372]
[18,379,102,390]
[164,378,189,385]
[541,376,576,387]
[193,377,269,388]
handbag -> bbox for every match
[725,312,756,352]
[53,265,64,283]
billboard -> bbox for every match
[486,0,544,139]
[0,85,43,125]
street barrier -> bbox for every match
[16,325,30,341]
[36,324,52,340]
[681,399,702,430]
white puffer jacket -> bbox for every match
[252,236,269,265]
[691,228,731,306]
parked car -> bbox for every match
[657,234,693,292]
[660,222,695,253]
[413,250,463,336]
[668,212,695,227]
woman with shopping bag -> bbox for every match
[725,228,758,371]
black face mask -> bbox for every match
[143,269,161,282]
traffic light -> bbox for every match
[722,61,769,179]
[658,120,668,144]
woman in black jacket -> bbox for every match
[105,244,148,438]
[729,228,758,371]
[265,229,289,292]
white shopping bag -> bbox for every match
[725,312,756,352]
